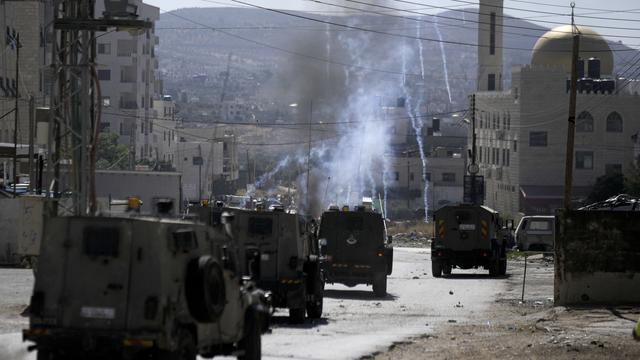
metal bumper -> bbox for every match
[23,327,162,356]
[259,279,306,309]
[431,248,496,267]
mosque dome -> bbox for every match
[530,25,614,75]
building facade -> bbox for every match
[473,24,640,217]
[95,0,161,167]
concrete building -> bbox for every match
[151,95,178,168]
[174,126,239,201]
[386,147,465,213]
[473,13,640,215]
[0,1,52,183]
[95,0,160,167]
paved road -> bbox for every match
[0,248,508,360]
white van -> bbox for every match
[515,215,555,251]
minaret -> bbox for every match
[477,0,503,92]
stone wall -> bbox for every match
[555,209,640,305]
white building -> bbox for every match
[473,0,640,216]
[95,0,160,167]
[151,95,178,168]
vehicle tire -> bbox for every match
[488,256,499,277]
[289,307,305,324]
[306,275,324,319]
[238,310,261,360]
[442,263,452,275]
[176,328,197,360]
[36,349,56,360]
[385,248,394,275]
[372,273,387,297]
[498,258,507,276]
[432,260,442,278]
[185,256,226,323]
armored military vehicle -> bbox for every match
[431,204,511,277]
[23,209,269,360]
[318,206,393,297]
[197,204,324,324]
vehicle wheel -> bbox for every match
[238,310,261,360]
[442,263,452,275]
[185,256,226,323]
[289,307,305,324]
[432,260,442,278]
[385,248,394,275]
[498,258,507,276]
[488,258,499,277]
[306,275,324,319]
[36,349,56,360]
[175,328,197,360]
[372,273,387,297]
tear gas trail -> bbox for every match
[416,22,425,80]
[433,16,452,104]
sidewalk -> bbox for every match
[367,256,640,359]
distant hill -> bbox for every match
[156,7,637,113]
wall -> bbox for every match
[0,197,45,264]
[555,209,640,305]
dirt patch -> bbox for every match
[368,257,640,359]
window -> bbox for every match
[102,96,111,107]
[249,217,273,236]
[410,172,415,181]
[606,112,623,132]
[489,12,496,55]
[84,227,119,257]
[529,131,547,147]
[97,69,111,81]
[605,164,622,174]
[97,43,111,54]
[488,74,496,91]
[529,220,552,231]
[442,173,456,183]
[576,151,594,169]
[394,172,400,181]
[513,140,517,152]
[426,173,431,182]
[478,147,482,163]
[576,111,594,132]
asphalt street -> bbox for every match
[0,248,508,360]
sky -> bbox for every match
[145,0,640,47]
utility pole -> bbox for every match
[563,4,580,210]
[471,94,477,204]
[306,100,313,214]
[12,33,20,197]
[407,158,411,208]
[28,96,35,193]
[47,1,151,215]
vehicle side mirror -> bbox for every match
[318,238,327,256]
[387,235,393,244]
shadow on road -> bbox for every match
[270,316,329,329]
[442,273,511,280]
[323,289,398,301]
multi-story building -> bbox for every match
[472,0,640,216]
[151,95,178,168]
[95,0,160,167]
[0,1,51,183]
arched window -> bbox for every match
[576,111,594,132]
[606,112,623,133]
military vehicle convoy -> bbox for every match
[431,204,511,277]
[318,206,393,297]
[196,204,324,324]
[23,207,269,360]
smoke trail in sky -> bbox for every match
[433,16,452,103]
[416,23,425,80]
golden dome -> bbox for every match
[531,25,613,75]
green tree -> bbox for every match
[585,172,624,204]
[97,130,129,170]
[624,163,640,197]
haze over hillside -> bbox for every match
[156,7,637,119]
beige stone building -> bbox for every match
[95,0,161,167]
[473,22,640,216]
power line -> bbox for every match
[224,0,636,52]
